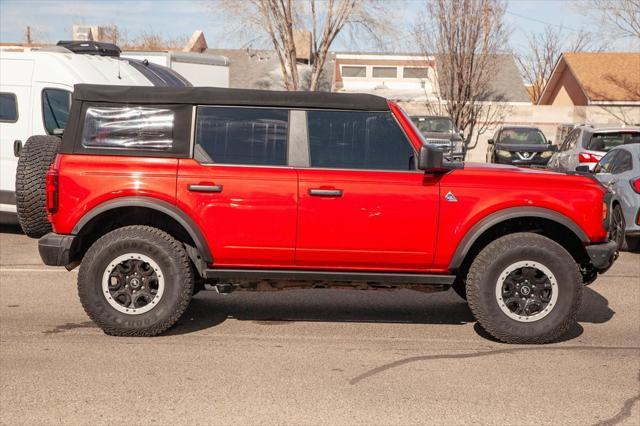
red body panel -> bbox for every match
[296,169,440,271]
[176,160,298,267]
[51,154,178,234]
[430,164,607,272]
[52,108,608,274]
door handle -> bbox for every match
[188,184,223,193]
[13,140,22,157]
[309,188,343,197]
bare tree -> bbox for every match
[414,0,512,154]
[580,0,640,40]
[122,32,188,51]
[516,25,596,104]
[214,0,392,91]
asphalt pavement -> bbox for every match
[1,224,639,425]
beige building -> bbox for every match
[538,52,640,107]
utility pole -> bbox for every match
[25,26,32,45]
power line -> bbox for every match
[505,10,585,33]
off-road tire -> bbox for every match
[78,226,194,336]
[15,135,61,238]
[466,232,582,344]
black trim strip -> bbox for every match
[0,190,16,205]
[72,196,212,263]
[448,206,590,270]
[203,268,455,285]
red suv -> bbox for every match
[16,84,618,343]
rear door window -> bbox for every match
[81,106,175,150]
[42,89,71,134]
[307,110,415,171]
[195,106,288,166]
[0,93,18,122]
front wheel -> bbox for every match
[466,233,582,344]
[78,226,194,336]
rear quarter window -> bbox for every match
[0,92,18,122]
[81,106,175,150]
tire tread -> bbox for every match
[466,232,582,344]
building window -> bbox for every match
[341,66,366,78]
[403,67,429,79]
[372,67,397,78]
[195,106,288,166]
[0,93,18,122]
[307,110,415,171]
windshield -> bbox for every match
[586,131,640,152]
[498,128,546,145]
[413,117,453,134]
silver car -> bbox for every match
[548,125,640,172]
[580,144,640,251]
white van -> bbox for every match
[0,45,189,220]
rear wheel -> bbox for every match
[15,135,61,238]
[78,226,194,336]
[466,233,582,344]
[610,204,626,251]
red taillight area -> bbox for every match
[636,209,640,226]
[579,152,601,163]
[45,168,59,213]
[631,177,640,194]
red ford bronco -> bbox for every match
[16,84,618,343]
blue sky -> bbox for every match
[0,0,636,53]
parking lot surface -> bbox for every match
[1,224,639,425]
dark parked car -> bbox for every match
[411,115,464,161]
[487,126,556,167]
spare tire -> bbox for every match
[16,135,61,238]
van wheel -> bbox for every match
[78,226,194,336]
[466,232,582,344]
[15,135,61,238]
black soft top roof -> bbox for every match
[72,84,390,111]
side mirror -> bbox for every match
[488,139,494,145]
[418,145,448,173]
[548,139,553,145]
[575,165,592,173]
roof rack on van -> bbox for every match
[56,40,121,57]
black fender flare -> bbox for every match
[448,206,589,270]
[72,196,213,263]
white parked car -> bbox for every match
[547,124,640,172]
[0,43,189,221]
